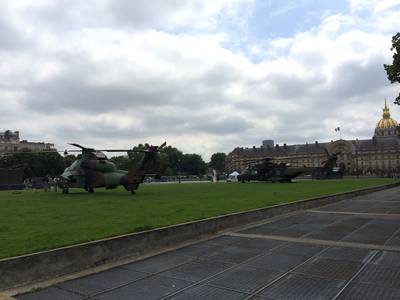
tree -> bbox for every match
[111,144,207,175]
[110,155,130,170]
[63,154,77,168]
[384,32,400,104]
[160,146,184,175]
[0,150,65,178]
[110,144,171,174]
[181,154,207,175]
[209,152,226,173]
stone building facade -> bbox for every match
[226,102,400,176]
[0,130,55,153]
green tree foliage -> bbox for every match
[110,144,207,175]
[181,153,207,175]
[209,152,226,172]
[0,150,65,178]
[160,146,184,174]
[384,32,400,104]
[110,144,148,171]
[160,146,207,175]
[63,154,77,168]
[110,155,130,170]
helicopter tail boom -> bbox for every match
[121,142,166,193]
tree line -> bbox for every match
[110,145,226,176]
[0,145,226,178]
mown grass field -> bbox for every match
[0,178,397,259]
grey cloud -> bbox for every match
[192,116,253,135]
[18,0,206,33]
[108,0,190,29]
[23,74,230,115]
[329,55,388,98]
[267,71,327,99]
[18,50,243,115]
[0,17,28,50]
[141,111,253,135]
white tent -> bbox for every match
[227,171,240,182]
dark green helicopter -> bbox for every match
[58,142,166,194]
[238,157,304,183]
[238,149,342,183]
[311,149,343,179]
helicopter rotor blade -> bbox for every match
[100,149,136,152]
[67,142,167,154]
[68,143,88,150]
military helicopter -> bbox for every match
[238,149,342,183]
[311,149,343,179]
[58,142,166,194]
[238,157,304,183]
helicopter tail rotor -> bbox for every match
[144,142,167,153]
[120,142,167,194]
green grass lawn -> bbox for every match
[0,178,397,259]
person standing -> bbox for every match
[43,176,49,192]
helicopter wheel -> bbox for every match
[62,188,69,194]
[88,188,94,193]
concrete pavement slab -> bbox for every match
[159,259,233,282]
[95,275,191,300]
[294,257,363,281]
[208,264,282,294]
[168,285,247,300]
[258,273,346,300]
[57,267,147,297]
[17,287,84,300]
[336,282,400,300]
[121,254,192,274]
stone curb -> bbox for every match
[0,294,16,300]
[0,182,398,292]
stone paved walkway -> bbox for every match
[17,186,400,299]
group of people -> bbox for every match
[23,176,60,192]
[42,176,60,192]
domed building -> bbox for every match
[226,101,400,176]
[374,100,398,138]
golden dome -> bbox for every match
[376,100,398,129]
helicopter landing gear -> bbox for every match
[62,188,69,194]
[87,187,94,193]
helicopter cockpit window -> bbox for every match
[94,151,107,160]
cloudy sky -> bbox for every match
[1,0,400,159]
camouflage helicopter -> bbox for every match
[58,142,166,194]
[311,149,343,179]
[238,157,304,183]
[238,149,342,183]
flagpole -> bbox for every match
[334,126,342,140]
